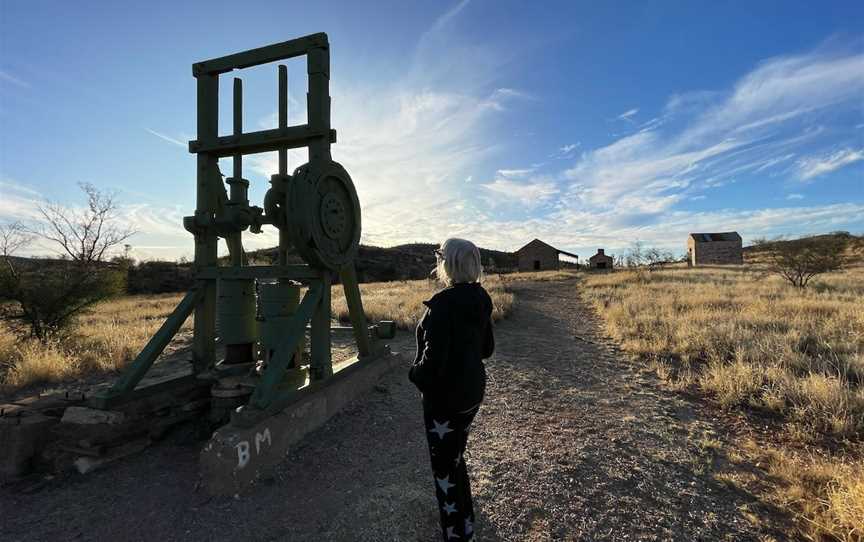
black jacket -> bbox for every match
[409,282,495,413]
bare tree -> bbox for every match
[754,235,848,288]
[625,240,646,268]
[624,241,674,271]
[644,247,675,271]
[0,184,134,341]
[0,221,32,261]
[34,182,134,264]
[0,222,33,303]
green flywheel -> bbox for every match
[287,160,362,270]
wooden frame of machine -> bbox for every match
[90,33,396,429]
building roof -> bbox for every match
[688,232,741,243]
[515,238,578,259]
[589,250,613,261]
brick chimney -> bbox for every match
[597,248,605,255]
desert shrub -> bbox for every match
[0,260,126,340]
[0,292,188,390]
[754,235,848,288]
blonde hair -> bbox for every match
[436,238,483,285]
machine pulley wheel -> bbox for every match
[287,160,361,270]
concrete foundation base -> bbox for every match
[200,349,405,495]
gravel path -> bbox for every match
[0,279,783,541]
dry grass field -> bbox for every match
[581,265,864,541]
[332,273,514,329]
[0,274,519,393]
[0,293,192,390]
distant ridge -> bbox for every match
[744,232,864,262]
[240,242,519,283]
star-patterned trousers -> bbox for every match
[423,403,480,541]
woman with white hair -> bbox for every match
[409,237,495,541]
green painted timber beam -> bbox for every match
[188,125,336,158]
[310,272,332,381]
[192,72,220,374]
[339,263,372,358]
[249,282,322,410]
[192,33,328,76]
[105,287,204,395]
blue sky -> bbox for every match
[1,0,863,261]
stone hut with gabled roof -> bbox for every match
[687,232,743,266]
[515,239,578,272]
[588,249,614,270]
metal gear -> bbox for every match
[287,160,361,270]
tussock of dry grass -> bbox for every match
[741,440,864,542]
[332,274,515,329]
[583,266,864,438]
[582,266,864,539]
[1,293,188,390]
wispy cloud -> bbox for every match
[481,177,558,207]
[475,43,864,254]
[787,193,804,200]
[496,168,535,178]
[241,3,526,248]
[0,179,43,221]
[796,148,864,180]
[425,0,471,37]
[556,46,864,217]
[553,143,580,159]
[0,70,29,88]
[145,128,186,148]
[616,108,639,122]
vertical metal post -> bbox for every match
[232,78,243,180]
[227,77,245,267]
[278,65,288,175]
[307,47,333,379]
[306,47,331,163]
[310,272,333,380]
[339,264,371,358]
[277,64,289,266]
[192,73,219,373]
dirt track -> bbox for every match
[0,278,785,541]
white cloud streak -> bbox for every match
[0,70,29,88]
[617,108,639,122]
[145,128,187,148]
[796,148,864,180]
[481,177,558,207]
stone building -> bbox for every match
[515,239,578,272]
[588,249,614,270]
[687,232,743,266]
